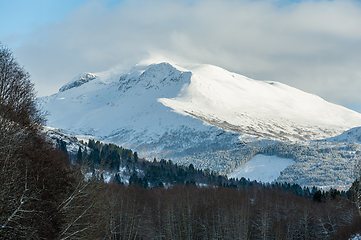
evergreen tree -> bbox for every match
[142,177,148,188]
[134,151,138,163]
[313,190,324,202]
[57,139,68,154]
[77,146,83,163]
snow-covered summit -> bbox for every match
[59,73,98,92]
[38,57,361,159]
[118,62,191,93]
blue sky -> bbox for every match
[1,1,82,41]
[0,0,331,42]
[1,0,361,113]
[0,0,121,47]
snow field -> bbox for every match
[228,154,295,183]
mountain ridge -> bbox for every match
[38,58,361,159]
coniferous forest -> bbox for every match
[1,43,361,239]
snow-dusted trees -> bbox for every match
[0,110,73,238]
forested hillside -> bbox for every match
[174,140,361,188]
[54,135,361,239]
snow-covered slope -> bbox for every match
[323,127,361,143]
[38,57,361,160]
[159,63,361,141]
[228,154,295,183]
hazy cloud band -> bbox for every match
[10,0,361,111]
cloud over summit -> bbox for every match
[12,0,361,111]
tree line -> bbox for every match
[60,134,361,239]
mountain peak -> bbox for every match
[59,73,97,92]
[118,62,191,93]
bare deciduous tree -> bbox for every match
[0,43,44,129]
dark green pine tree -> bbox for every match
[76,147,83,164]
[114,173,122,184]
[313,190,324,202]
[142,177,148,188]
[57,139,67,154]
[88,139,96,149]
[134,152,138,163]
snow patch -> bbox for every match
[228,154,295,183]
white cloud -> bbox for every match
[11,0,361,111]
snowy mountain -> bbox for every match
[38,57,361,162]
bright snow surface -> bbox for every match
[159,62,361,141]
[324,126,361,143]
[228,154,295,183]
[38,56,361,158]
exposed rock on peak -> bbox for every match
[59,73,97,92]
